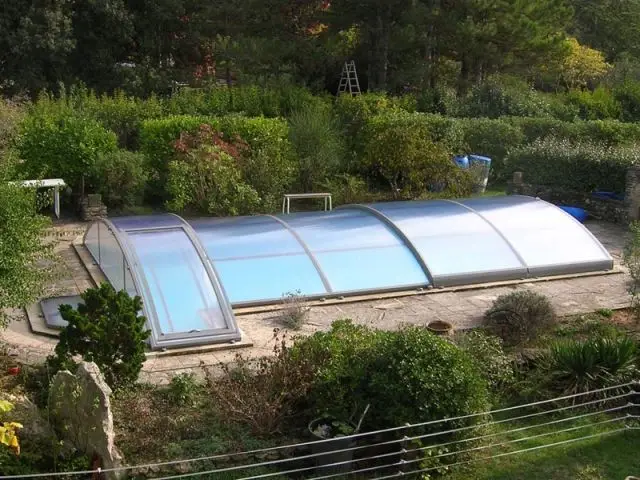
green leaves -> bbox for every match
[0,177,53,328]
[17,103,118,191]
[49,283,151,389]
[506,136,639,193]
[292,320,489,431]
[541,334,638,396]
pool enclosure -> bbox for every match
[83,195,613,349]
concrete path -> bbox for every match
[1,220,631,384]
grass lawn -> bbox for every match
[447,414,639,480]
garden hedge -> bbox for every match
[139,115,296,207]
[506,137,639,193]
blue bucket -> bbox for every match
[559,206,588,223]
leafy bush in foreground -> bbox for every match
[48,283,150,389]
[454,330,515,394]
[484,290,556,347]
[291,320,489,430]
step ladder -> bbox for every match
[338,60,361,96]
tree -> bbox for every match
[0,0,75,95]
[430,0,572,91]
[50,283,150,388]
[0,157,53,328]
[570,0,640,61]
[556,37,611,89]
[69,0,135,92]
[328,0,413,91]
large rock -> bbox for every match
[49,362,124,480]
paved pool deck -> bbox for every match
[0,220,631,384]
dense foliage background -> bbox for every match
[2,0,640,98]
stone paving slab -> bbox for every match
[1,220,632,384]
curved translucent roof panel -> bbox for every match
[459,196,613,276]
[83,196,613,349]
[190,216,329,305]
[356,201,528,286]
[275,210,429,295]
[84,215,240,349]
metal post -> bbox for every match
[54,186,60,219]
[282,196,286,215]
[329,195,333,211]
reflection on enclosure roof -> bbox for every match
[84,196,613,349]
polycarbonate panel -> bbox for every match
[110,214,182,231]
[128,229,228,334]
[461,196,613,274]
[215,256,327,304]
[364,201,526,285]
[281,210,429,292]
[124,261,137,297]
[84,222,100,263]
[191,216,327,304]
[98,223,125,292]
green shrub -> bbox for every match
[47,283,150,389]
[567,87,622,120]
[320,174,372,205]
[334,93,411,154]
[623,222,640,317]
[141,115,295,209]
[82,91,165,150]
[167,373,200,406]
[289,104,346,191]
[166,126,260,216]
[207,333,316,436]
[506,137,639,193]
[17,111,117,191]
[614,81,640,122]
[460,118,525,182]
[218,116,296,210]
[484,290,556,347]
[0,99,24,152]
[165,85,324,118]
[291,320,489,430]
[454,330,515,394]
[361,119,472,198]
[139,115,215,181]
[509,117,578,143]
[278,291,309,330]
[540,334,638,396]
[415,87,459,116]
[89,150,148,210]
[461,76,553,118]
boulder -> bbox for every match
[49,362,124,480]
